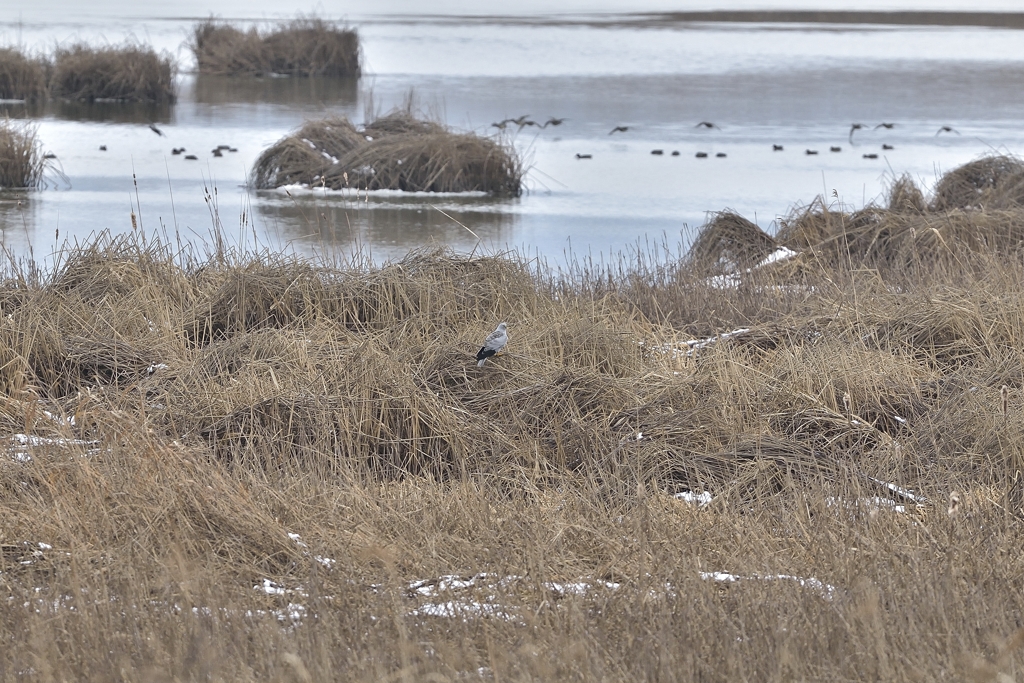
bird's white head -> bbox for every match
[497,322,507,330]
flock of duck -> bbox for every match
[493,117,963,161]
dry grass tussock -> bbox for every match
[0,47,48,101]
[50,43,176,103]
[8,156,1024,679]
[0,117,45,188]
[191,18,360,77]
[253,110,524,196]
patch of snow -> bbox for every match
[674,491,713,507]
[756,246,798,267]
[700,571,837,600]
[827,497,906,514]
[271,184,488,198]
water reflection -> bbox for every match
[254,192,518,258]
[190,75,359,106]
[0,99,173,124]
[0,191,40,251]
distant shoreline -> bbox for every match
[365,10,1024,29]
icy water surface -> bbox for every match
[1,2,1024,262]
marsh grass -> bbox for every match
[0,117,45,188]
[0,47,48,101]
[253,110,524,196]
[5,157,1024,680]
[191,18,360,77]
[50,43,176,103]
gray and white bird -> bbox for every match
[476,322,508,367]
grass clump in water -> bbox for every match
[0,118,45,188]
[253,110,524,196]
[0,47,48,101]
[50,43,176,103]
[191,18,360,77]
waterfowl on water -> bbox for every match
[651,149,664,155]
[882,144,894,150]
[773,144,783,151]
[863,153,878,159]
[805,149,818,155]
[830,146,841,152]
[695,151,708,158]
[575,153,592,159]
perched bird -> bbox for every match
[609,126,629,135]
[477,322,508,367]
[541,117,567,128]
[695,151,708,158]
[936,125,960,135]
[830,146,842,152]
[575,153,592,159]
[149,124,164,136]
[806,149,819,155]
[863,153,879,159]
[849,123,865,143]
[651,149,664,155]
[875,122,896,129]
[882,144,894,150]
[715,152,727,158]
[772,144,784,151]
[695,121,719,129]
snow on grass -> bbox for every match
[700,571,838,601]
[6,434,102,462]
[674,490,713,507]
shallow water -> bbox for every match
[1,2,1023,263]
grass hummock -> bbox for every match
[0,117,44,188]
[49,43,176,103]
[191,18,360,77]
[252,110,524,196]
[0,47,48,101]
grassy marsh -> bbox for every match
[4,157,1024,680]
[253,110,524,196]
[191,18,360,77]
[49,43,176,103]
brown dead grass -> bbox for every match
[50,43,176,103]
[191,18,360,77]
[5,156,1024,680]
[0,117,45,188]
[0,47,48,101]
[253,110,524,197]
